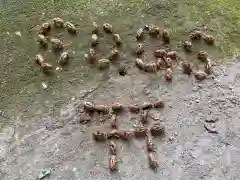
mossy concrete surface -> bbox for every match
[0,0,239,125]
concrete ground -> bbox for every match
[1,60,240,180]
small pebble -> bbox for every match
[192,87,198,92]
[229,85,233,90]
[91,34,98,46]
[56,67,62,71]
[72,168,77,172]
[15,31,22,36]
[41,82,48,89]
[98,59,110,69]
